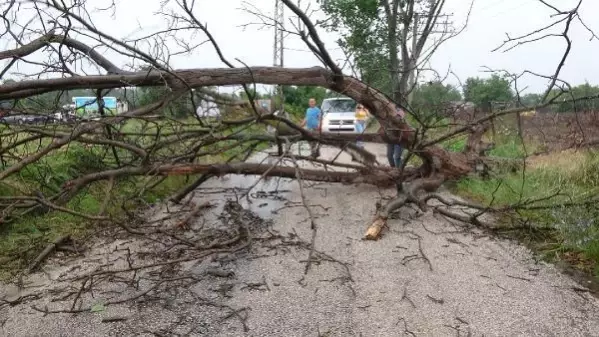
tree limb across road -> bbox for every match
[0,0,595,248]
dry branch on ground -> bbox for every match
[0,0,596,277]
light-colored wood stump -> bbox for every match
[364,217,387,240]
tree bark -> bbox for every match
[363,123,491,240]
[0,62,486,238]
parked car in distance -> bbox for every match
[0,113,60,125]
[320,97,371,133]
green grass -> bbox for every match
[488,136,537,158]
[0,116,271,279]
[0,144,198,277]
[452,145,599,276]
[441,135,467,152]
[367,113,599,277]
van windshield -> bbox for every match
[321,99,357,113]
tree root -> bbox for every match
[364,175,445,240]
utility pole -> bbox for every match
[407,4,454,103]
[273,0,286,116]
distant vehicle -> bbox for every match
[73,96,118,119]
[0,113,60,125]
[320,97,372,133]
[53,107,77,123]
[195,98,221,119]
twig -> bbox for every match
[173,201,213,229]
[506,274,532,282]
[395,317,416,337]
[426,294,444,304]
[400,283,416,309]
[287,146,319,276]
[417,237,434,271]
[25,235,71,274]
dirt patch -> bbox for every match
[519,111,599,151]
[454,110,599,152]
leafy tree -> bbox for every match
[277,86,325,117]
[136,87,195,118]
[320,0,454,105]
[411,82,462,114]
[238,88,265,101]
[551,83,599,112]
[519,93,542,107]
[283,86,327,107]
[463,75,514,108]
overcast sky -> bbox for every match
[3,0,599,95]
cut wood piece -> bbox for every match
[364,216,387,240]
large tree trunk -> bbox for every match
[1,65,485,239]
[364,123,492,240]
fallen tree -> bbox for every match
[0,0,592,244]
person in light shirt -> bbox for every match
[300,98,322,158]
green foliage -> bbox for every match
[442,136,467,152]
[463,74,514,107]
[519,93,542,107]
[453,145,599,277]
[551,83,599,112]
[320,0,448,99]
[319,0,393,94]
[566,150,599,187]
[454,169,565,207]
[282,86,328,117]
[488,137,528,158]
[0,118,272,278]
[411,81,462,118]
[136,87,195,118]
[283,86,327,107]
[237,88,265,101]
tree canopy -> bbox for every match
[411,81,462,116]
[320,0,455,104]
[463,74,514,108]
[551,83,599,112]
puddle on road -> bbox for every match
[202,176,295,220]
[200,144,349,220]
[201,149,298,220]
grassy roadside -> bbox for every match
[364,115,599,282]
[0,117,270,280]
[442,125,599,281]
[374,113,599,282]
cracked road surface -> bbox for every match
[1,143,599,336]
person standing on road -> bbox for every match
[351,103,369,162]
[300,97,322,158]
[354,104,368,148]
[378,105,405,168]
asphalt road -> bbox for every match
[1,143,599,336]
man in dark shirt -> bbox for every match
[378,106,405,168]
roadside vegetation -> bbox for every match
[440,116,599,281]
[0,108,270,279]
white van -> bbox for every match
[320,97,370,133]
